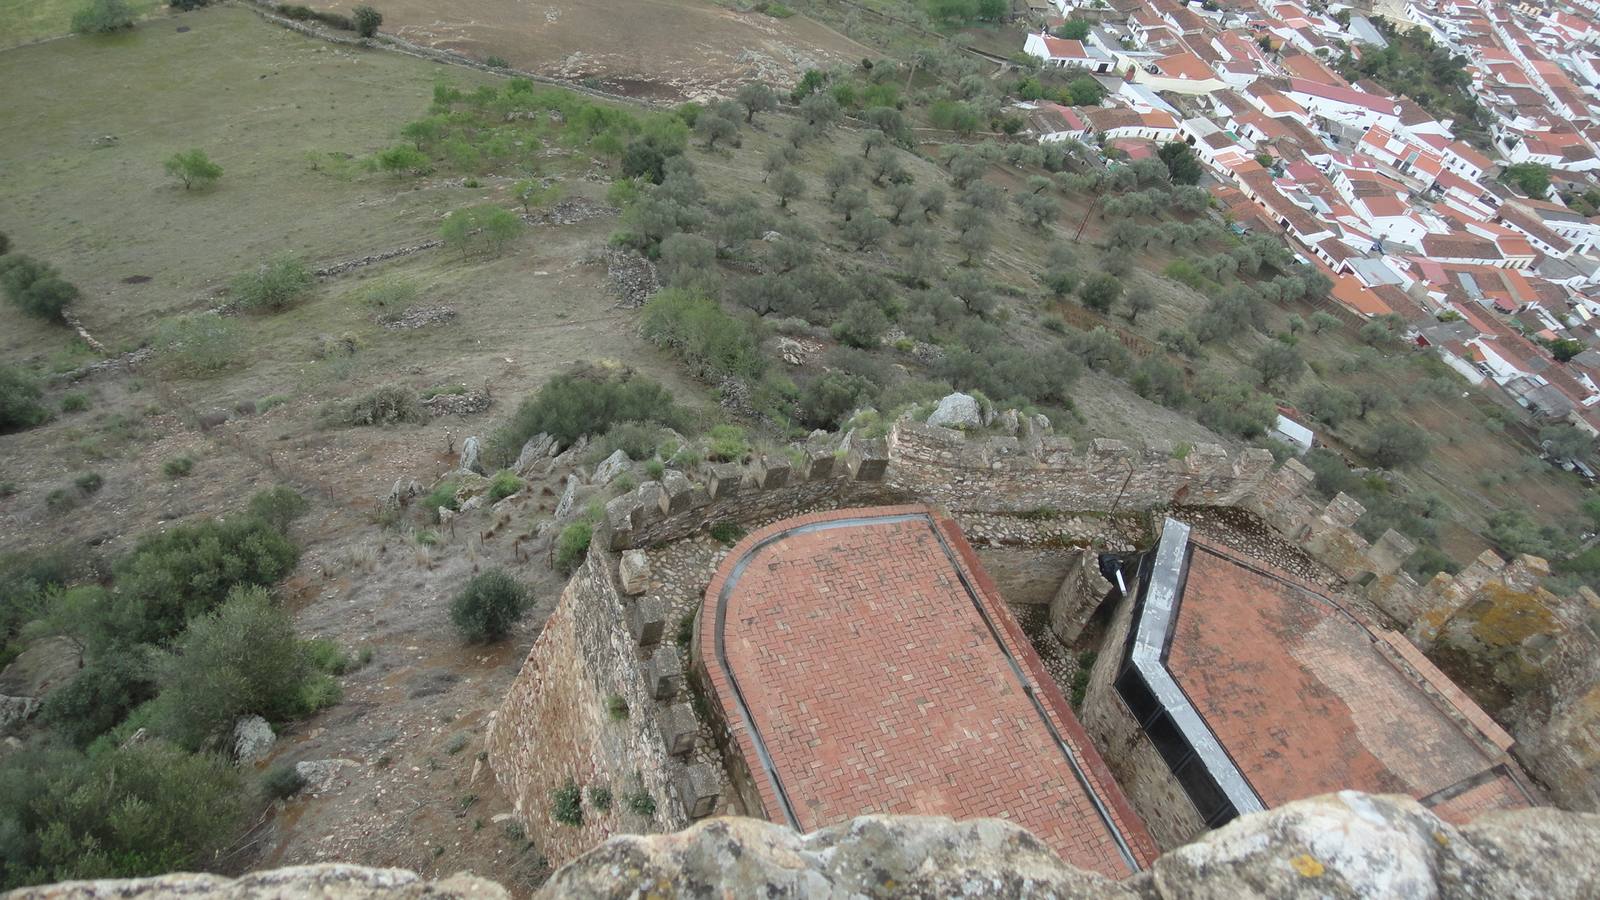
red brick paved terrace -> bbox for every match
[1164,534,1531,821]
[698,506,1156,877]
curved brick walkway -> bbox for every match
[698,505,1156,877]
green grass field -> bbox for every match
[0,6,501,354]
[0,0,163,48]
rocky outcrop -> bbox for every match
[231,715,275,764]
[13,794,1600,898]
[7,865,508,900]
[926,391,982,429]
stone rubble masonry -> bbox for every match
[484,544,692,869]
[17,794,1600,899]
[1049,549,1111,644]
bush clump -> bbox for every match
[71,0,136,33]
[487,470,524,503]
[231,255,314,313]
[0,739,247,883]
[449,569,529,642]
[554,522,593,574]
[113,515,299,645]
[261,762,307,800]
[147,585,336,749]
[640,289,765,380]
[248,486,309,531]
[0,365,50,433]
[487,365,685,466]
[0,255,79,320]
[552,778,584,826]
[156,313,243,376]
[341,385,424,427]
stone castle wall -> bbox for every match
[484,543,695,867]
[492,412,1600,867]
[1078,586,1209,850]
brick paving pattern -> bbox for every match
[700,506,1155,877]
[1167,543,1526,815]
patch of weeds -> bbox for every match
[674,607,698,648]
[487,469,524,503]
[1171,442,1193,460]
[44,488,77,514]
[485,55,509,68]
[73,472,104,494]
[1017,507,1059,521]
[1070,650,1097,710]
[432,846,445,858]
[555,522,593,574]
[606,694,629,721]
[446,733,470,755]
[356,645,375,668]
[59,393,89,413]
[706,424,749,463]
[644,459,665,480]
[305,637,353,675]
[339,385,424,427]
[423,480,459,523]
[261,762,306,800]
[587,785,613,811]
[0,483,16,499]
[163,456,195,478]
[503,820,526,842]
[623,788,656,817]
[258,394,291,413]
[551,778,584,826]
[421,383,467,400]
[458,793,479,811]
[709,522,745,546]
[415,529,440,546]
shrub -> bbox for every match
[156,313,243,376]
[606,694,629,721]
[342,385,423,427]
[149,586,322,749]
[163,148,223,190]
[623,788,656,816]
[231,255,314,313]
[71,0,135,33]
[39,653,156,747]
[73,472,104,494]
[248,486,309,531]
[487,470,523,503]
[261,762,306,800]
[162,455,195,478]
[587,785,614,810]
[423,480,458,522]
[1192,374,1275,439]
[709,521,746,545]
[554,523,593,574]
[592,422,664,462]
[1079,274,1121,313]
[441,205,523,256]
[449,569,529,643]
[59,393,89,413]
[1130,356,1186,407]
[0,365,50,432]
[45,488,77,514]
[640,289,765,380]
[114,515,298,645]
[0,739,246,882]
[705,424,748,463]
[1367,421,1430,469]
[832,301,889,349]
[798,371,873,429]
[352,4,382,37]
[1,255,78,320]
[552,778,584,826]
[488,366,684,465]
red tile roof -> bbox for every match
[700,506,1156,876]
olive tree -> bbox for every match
[163,148,222,190]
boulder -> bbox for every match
[514,433,557,475]
[592,449,630,486]
[619,551,651,595]
[926,392,982,430]
[458,436,485,475]
[553,475,581,519]
[232,715,275,764]
[295,758,360,794]
[0,696,40,735]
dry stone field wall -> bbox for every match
[489,410,1600,868]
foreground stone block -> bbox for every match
[618,551,650,596]
[673,763,721,819]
